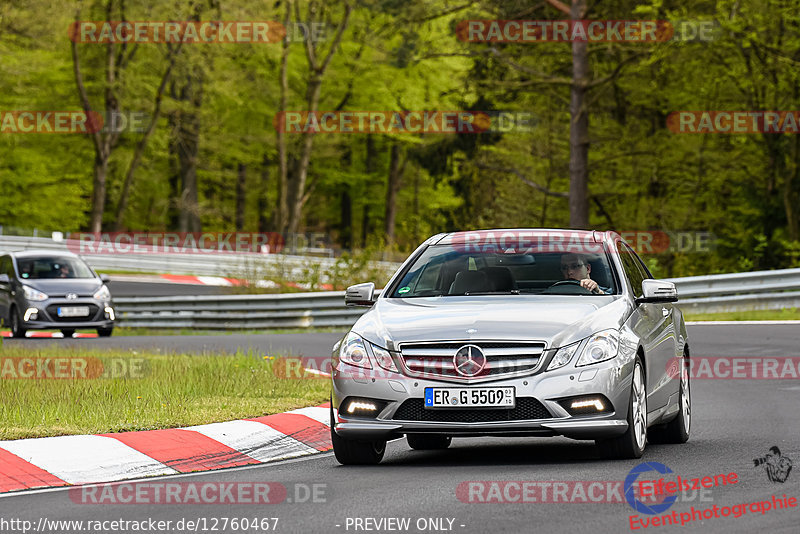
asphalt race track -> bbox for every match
[1,324,799,534]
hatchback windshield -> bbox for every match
[390,244,618,297]
[16,256,95,279]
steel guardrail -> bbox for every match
[3,236,798,328]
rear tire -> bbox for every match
[10,307,26,338]
[649,351,690,444]
[61,329,75,338]
[97,328,114,337]
[330,404,386,465]
[596,358,647,459]
[407,434,451,450]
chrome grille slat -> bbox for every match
[399,341,546,381]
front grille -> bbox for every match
[45,304,100,322]
[399,341,545,381]
[392,398,552,423]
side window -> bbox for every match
[617,242,646,297]
[0,256,10,277]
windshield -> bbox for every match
[389,244,618,297]
[16,256,95,279]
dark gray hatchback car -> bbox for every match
[0,250,115,338]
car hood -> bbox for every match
[21,279,102,297]
[352,295,631,350]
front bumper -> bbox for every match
[332,357,635,441]
[19,298,115,330]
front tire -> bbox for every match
[407,434,451,450]
[10,307,26,338]
[97,327,114,337]
[596,358,647,459]
[330,404,386,465]
[649,351,690,444]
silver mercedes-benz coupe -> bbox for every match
[330,229,690,465]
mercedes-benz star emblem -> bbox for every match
[65,293,78,300]
[453,345,487,377]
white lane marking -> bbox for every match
[287,406,331,426]
[183,420,317,462]
[196,276,233,286]
[0,435,176,484]
[0,452,335,499]
[687,320,800,325]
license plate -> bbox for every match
[424,387,515,408]
[57,306,90,318]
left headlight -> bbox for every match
[575,329,620,367]
[22,285,48,301]
[93,285,111,300]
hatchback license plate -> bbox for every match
[424,387,515,408]
[57,306,89,318]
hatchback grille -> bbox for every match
[392,398,551,423]
[399,341,545,380]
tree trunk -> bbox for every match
[90,155,109,233]
[286,1,352,235]
[258,156,270,233]
[275,0,291,233]
[235,163,247,231]
[171,66,203,233]
[568,0,590,228]
[384,143,405,246]
[340,189,352,249]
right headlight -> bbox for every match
[575,329,620,367]
[23,285,48,302]
[339,332,371,369]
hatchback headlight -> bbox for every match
[575,329,620,367]
[339,332,371,369]
[546,342,581,371]
[23,285,48,301]
[93,285,111,300]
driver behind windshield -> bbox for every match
[560,253,610,294]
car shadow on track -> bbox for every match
[381,439,609,467]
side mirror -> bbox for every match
[99,274,110,283]
[0,274,9,284]
[345,282,376,307]
[636,279,678,304]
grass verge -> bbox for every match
[0,346,329,440]
[684,307,800,322]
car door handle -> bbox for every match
[662,307,670,317]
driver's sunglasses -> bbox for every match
[560,262,585,271]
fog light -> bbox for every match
[24,308,38,322]
[571,398,604,411]
[558,395,612,416]
[347,400,378,414]
[104,306,115,321]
